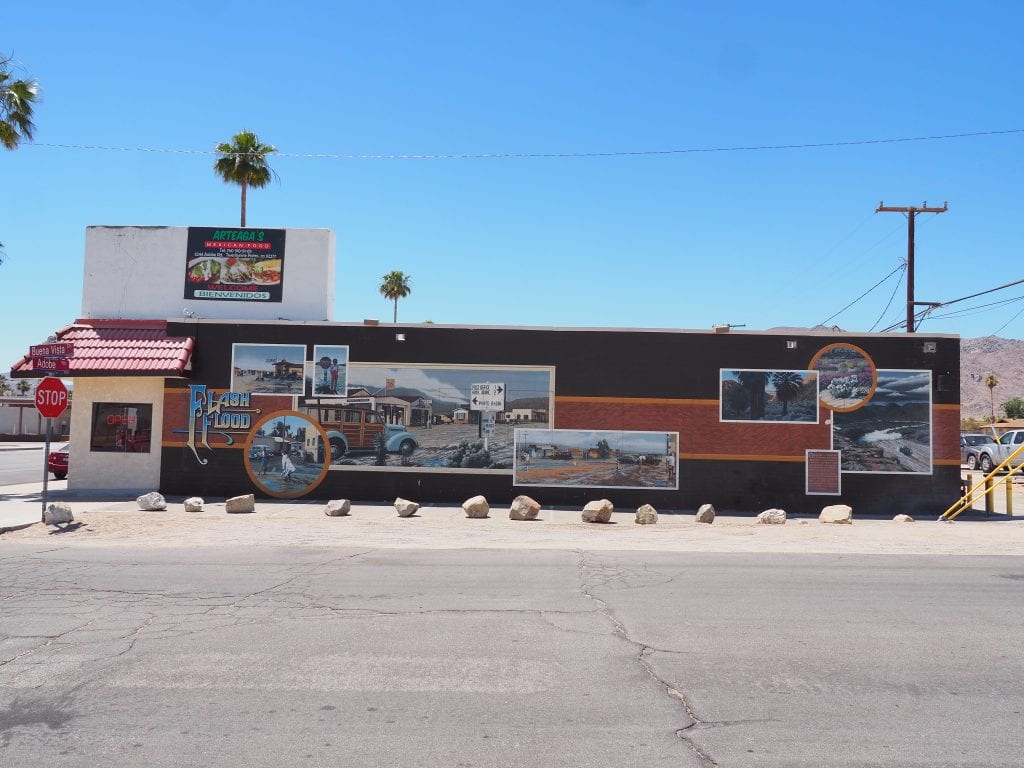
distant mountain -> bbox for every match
[960,336,1024,420]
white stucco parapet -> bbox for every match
[81,226,335,322]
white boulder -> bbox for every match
[44,502,74,526]
[225,494,255,514]
[695,503,716,524]
[184,497,204,513]
[894,514,915,523]
[395,497,419,517]
[325,499,351,517]
[462,495,490,519]
[756,508,787,525]
[819,504,853,524]
[635,504,658,525]
[582,499,614,523]
[136,491,167,511]
[509,495,541,521]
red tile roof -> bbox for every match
[10,319,194,377]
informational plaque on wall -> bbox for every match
[184,227,285,302]
[805,449,841,495]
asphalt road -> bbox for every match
[1,545,1022,768]
[0,447,52,487]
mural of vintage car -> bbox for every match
[308,405,418,461]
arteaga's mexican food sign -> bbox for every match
[185,227,285,302]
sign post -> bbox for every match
[470,383,505,451]
[35,377,70,520]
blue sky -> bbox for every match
[3,2,1023,376]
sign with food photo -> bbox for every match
[184,227,286,302]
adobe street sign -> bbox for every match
[31,356,71,373]
[470,382,505,411]
[35,377,70,419]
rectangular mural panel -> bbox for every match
[307,345,349,396]
[231,343,307,396]
[302,363,555,472]
[833,370,932,474]
[513,428,679,489]
[185,227,285,302]
[805,449,841,495]
[720,369,819,423]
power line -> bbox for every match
[868,265,907,332]
[992,304,1024,337]
[925,294,1024,320]
[817,263,906,328]
[29,127,1024,161]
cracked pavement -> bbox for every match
[1,537,1023,766]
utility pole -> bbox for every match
[875,201,948,332]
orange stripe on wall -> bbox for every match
[552,396,960,463]
[681,453,806,463]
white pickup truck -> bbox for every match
[975,429,1024,473]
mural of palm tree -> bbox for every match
[985,374,998,424]
[213,130,277,227]
[770,372,805,416]
[272,419,291,439]
[736,372,768,419]
[379,271,412,323]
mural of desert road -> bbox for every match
[514,428,679,489]
[833,370,932,474]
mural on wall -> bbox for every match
[809,343,877,411]
[720,370,819,423]
[832,370,932,474]
[185,227,285,302]
[513,429,679,489]
[244,411,329,498]
[300,363,555,471]
[307,345,349,396]
[174,385,263,465]
[231,343,307,396]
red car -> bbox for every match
[47,444,69,480]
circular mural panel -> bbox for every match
[808,343,878,412]
[244,410,330,499]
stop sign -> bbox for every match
[35,377,69,419]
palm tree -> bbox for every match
[379,271,412,323]
[0,54,38,151]
[985,374,999,424]
[736,372,768,419]
[16,378,32,395]
[770,372,805,416]
[213,130,277,227]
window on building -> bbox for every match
[90,403,153,453]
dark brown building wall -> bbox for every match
[161,321,960,516]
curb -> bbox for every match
[0,521,39,534]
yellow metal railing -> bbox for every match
[941,441,1024,521]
